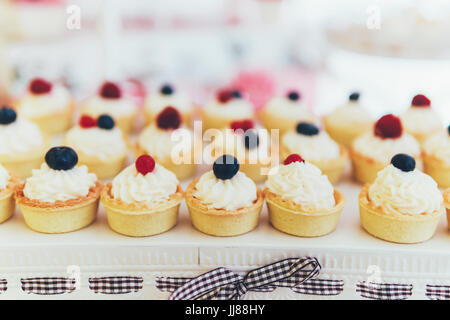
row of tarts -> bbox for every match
[1,78,449,188]
[0,143,448,244]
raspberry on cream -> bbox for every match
[266,160,335,210]
[111,162,178,205]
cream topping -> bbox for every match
[423,130,450,163]
[352,131,421,164]
[83,96,137,117]
[0,164,10,191]
[368,164,443,216]
[0,117,44,155]
[23,163,97,203]
[18,85,71,117]
[138,123,194,161]
[325,101,373,126]
[401,107,442,135]
[282,130,340,161]
[264,96,314,120]
[145,92,193,114]
[65,126,127,161]
[193,171,257,211]
[203,98,254,120]
[266,161,335,210]
[111,164,179,205]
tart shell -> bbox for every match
[323,116,372,148]
[423,152,450,188]
[185,178,264,237]
[101,183,183,237]
[0,175,19,223]
[264,188,345,237]
[444,188,450,230]
[15,181,103,234]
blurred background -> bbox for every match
[0,0,449,121]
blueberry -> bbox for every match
[97,114,115,130]
[287,91,300,101]
[160,84,174,95]
[231,90,242,99]
[0,106,17,125]
[45,146,78,171]
[296,122,319,136]
[349,92,360,101]
[244,130,259,150]
[213,154,239,180]
[391,153,415,172]
[447,124,450,136]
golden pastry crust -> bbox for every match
[359,184,443,220]
[0,175,19,199]
[101,183,184,212]
[422,151,450,188]
[264,188,344,215]
[15,181,103,210]
[185,178,264,217]
[444,188,450,209]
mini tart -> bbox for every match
[15,181,103,234]
[101,183,183,237]
[323,116,371,148]
[200,109,240,131]
[261,107,318,136]
[359,184,443,244]
[0,138,49,179]
[423,152,450,189]
[13,100,74,135]
[134,142,196,181]
[0,175,19,223]
[185,178,264,237]
[265,188,345,237]
[350,149,423,184]
[281,145,348,184]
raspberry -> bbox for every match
[135,154,155,175]
[100,81,121,99]
[156,106,181,130]
[284,154,304,165]
[79,115,97,128]
[411,94,430,107]
[230,119,254,132]
[217,89,233,104]
[29,78,52,94]
[374,114,403,139]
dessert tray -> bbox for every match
[0,164,449,300]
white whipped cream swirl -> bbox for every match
[193,171,257,211]
[352,131,420,164]
[111,164,179,205]
[145,92,193,114]
[266,161,335,209]
[264,96,314,120]
[282,130,340,161]
[0,164,10,191]
[83,96,137,117]
[401,107,442,135]
[423,130,450,163]
[18,85,71,117]
[0,118,44,155]
[24,163,97,203]
[65,127,127,161]
[204,98,254,119]
[138,124,194,160]
[368,164,443,216]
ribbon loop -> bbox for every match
[169,257,322,300]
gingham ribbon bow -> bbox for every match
[168,257,321,300]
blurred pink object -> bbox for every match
[123,78,147,107]
[230,70,275,112]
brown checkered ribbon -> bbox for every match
[89,276,143,294]
[426,285,450,300]
[156,257,343,300]
[21,277,76,295]
[356,281,413,300]
[0,279,6,294]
